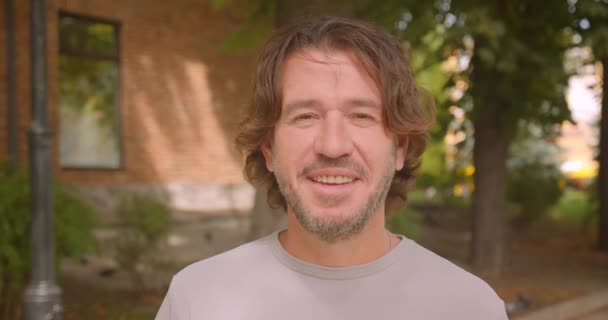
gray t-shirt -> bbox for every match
[156,231,508,319]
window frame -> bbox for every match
[57,11,124,170]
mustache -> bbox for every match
[300,156,367,179]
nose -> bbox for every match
[313,112,354,159]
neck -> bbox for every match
[279,208,399,267]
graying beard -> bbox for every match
[274,151,396,243]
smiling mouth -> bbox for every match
[311,175,355,184]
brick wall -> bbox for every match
[1,0,259,213]
[0,0,31,165]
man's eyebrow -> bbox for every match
[283,98,381,114]
[283,99,321,113]
[347,98,381,110]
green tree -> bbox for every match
[361,0,574,276]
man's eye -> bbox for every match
[294,113,316,121]
[350,113,377,127]
[351,113,377,121]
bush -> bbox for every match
[507,162,563,228]
[0,162,97,319]
[113,194,170,290]
[551,189,598,231]
[386,208,423,239]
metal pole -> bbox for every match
[24,0,63,319]
[6,0,18,166]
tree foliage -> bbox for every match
[363,0,575,274]
[575,0,608,57]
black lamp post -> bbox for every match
[23,0,63,319]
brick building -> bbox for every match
[0,0,258,217]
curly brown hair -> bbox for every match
[235,16,435,213]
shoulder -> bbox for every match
[170,234,275,293]
[155,235,277,319]
[399,240,507,318]
[405,240,494,289]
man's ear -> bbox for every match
[395,135,409,171]
[260,138,273,172]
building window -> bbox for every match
[58,14,121,169]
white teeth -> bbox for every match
[313,176,354,184]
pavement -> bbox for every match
[514,289,608,320]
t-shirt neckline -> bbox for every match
[270,230,411,280]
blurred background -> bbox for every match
[0,0,607,319]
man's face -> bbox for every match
[261,49,407,242]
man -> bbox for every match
[156,16,508,320]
